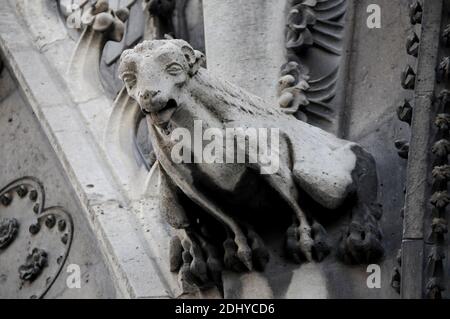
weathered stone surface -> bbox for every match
[203,0,287,105]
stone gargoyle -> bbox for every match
[118,39,383,290]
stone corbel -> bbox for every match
[67,0,135,100]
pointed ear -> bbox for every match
[181,45,205,76]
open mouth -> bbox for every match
[149,99,178,126]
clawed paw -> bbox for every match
[338,221,384,264]
[285,223,312,262]
[285,220,330,263]
[311,222,331,262]
[169,232,222,291]
[223,228,270,272]
[169,226,270,291]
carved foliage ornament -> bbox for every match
[279,0,349,133]
[0,178,73,299]
[0,218,19,249]
[81,0,132,42]
[286,0,317,51]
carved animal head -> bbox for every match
[119,40,205,126]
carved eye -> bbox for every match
[166,63,184,75]
[123,73,137,93]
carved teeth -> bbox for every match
[406,31,419,57]
[409,0,423,25]
[394,139,410,159]
[397,99,413,125]
[401,65,416,90]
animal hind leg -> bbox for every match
[170,227,224,291]
[263,172,329,262]
[284,199,331,262]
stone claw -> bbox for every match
[247,228,270,271]
[285,222,315,263]
[223,236,254,272]
[311,221,330,262]
[237,246,253,271]
[338,221,384,264]
[170,230,223,291]
[222,226,270,272]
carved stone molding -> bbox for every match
[400,0,449,299]
[278,0,351,135]
[0,177,74,299]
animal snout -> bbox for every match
[139,89,160,106]
[139,90,160,102]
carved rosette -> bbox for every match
[0,178,73,299]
